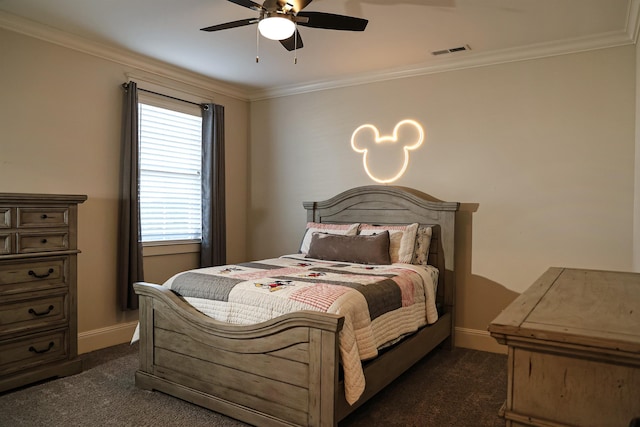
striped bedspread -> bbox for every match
[164,255,439,405]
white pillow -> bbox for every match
[299,222,359,254]
[359,223,419,264]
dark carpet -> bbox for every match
[0,343,507,426]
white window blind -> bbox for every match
[138,102,202,242]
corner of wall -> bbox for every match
[635,38,640,272]
[78,321,139,354]
[455,327,507,354]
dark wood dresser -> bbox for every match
[0,193,87,392]
[489,267,640,427]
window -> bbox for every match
[138,95,202,243]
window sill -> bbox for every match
[142,241,201,257]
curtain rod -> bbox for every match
[121,83,209,110]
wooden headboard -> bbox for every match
[303,185,459,316]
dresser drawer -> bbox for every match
[16,231,69,253]
[17,207,68,228]
[0,329,68,376]
[0,257,68,295]
[0,208,10,228]
[0,233,11,255]
[0,293,68,336]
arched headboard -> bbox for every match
[303,185,459,320]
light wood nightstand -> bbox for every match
[489,267,640,427]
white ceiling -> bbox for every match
[0,0,638,98]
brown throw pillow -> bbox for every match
[306,230,391,265]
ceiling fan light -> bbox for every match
[258,16,295,40]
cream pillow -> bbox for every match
[411,226,433,266]
[299,222,359,254]
[358,223,419,264]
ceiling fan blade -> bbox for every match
[279,30,304,51]
[227,0,263,12]
[288,0,313,13]
[297,11,368,31]
[200,18,257,32]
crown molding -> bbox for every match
[251,0,640,100]
[2,5,638,103]
[249,29,635,101]
[0,11,251,102]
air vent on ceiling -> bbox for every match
[431,45,471,56]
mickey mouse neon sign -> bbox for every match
[351,119,424,184]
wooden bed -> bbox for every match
[133,185,459,427]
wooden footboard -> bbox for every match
[134,282,344,427]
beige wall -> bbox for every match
[249,46,636,350]
[0,28,250,352]
[1,23,637,354]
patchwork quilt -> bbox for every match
[164,255,439,405]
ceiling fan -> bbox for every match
[200,0,368,52]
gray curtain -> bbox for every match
[200,103,226,267]
[117,81,144,310]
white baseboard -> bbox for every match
[455,327,507,354]
[78,321,138,354]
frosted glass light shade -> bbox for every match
[258,17,295,40]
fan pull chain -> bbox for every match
[294,24,298,64]
[256,25,260,63]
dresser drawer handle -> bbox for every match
[41,214,48,219]
[28,305,55,317]
[28,268,54,279]
[29,342,55,354]
[41,238,48,244]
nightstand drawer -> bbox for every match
[17,207,68,228]
[17,231,69,253]
[0,329,68,376]
[0,293,68,336]
[0,257,68,295]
